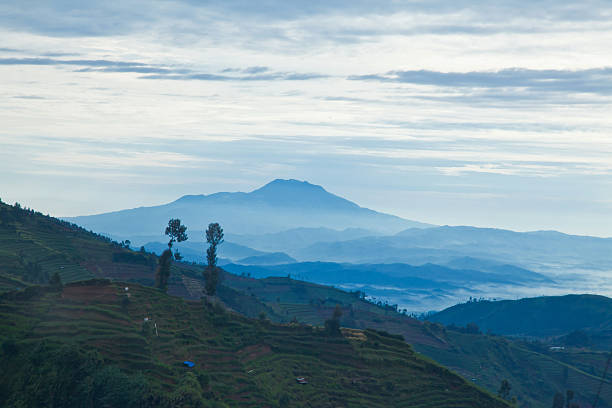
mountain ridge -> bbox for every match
[65,179,432,236]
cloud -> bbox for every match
[0,57,148,68]
[2,0,611,43]
[243,66,269,74]
[11,95,47,100]
[75,67,182,74]
[140,71,327,81]
[349,67,612,98]
[0,56,325,81]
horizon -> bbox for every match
[2,1,612,237]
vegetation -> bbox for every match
[324,304,342,336]
[414,329,612,407]
[429,295,612,343]
[204,223,224,296]
[2,200,611,407]
[155,219,189,292]
[165,218,188,260]
[0,280,510,407]
[155,249,173,292]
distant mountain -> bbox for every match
[295,225,612,272]
[236,252,296,265]
[226,226,379,253]
[429,294,612,338]
[65,179,431,238]
[143,240,268,264]
[223,261,549,290]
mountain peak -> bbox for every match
[249,179,355,209]
[252,179,326,194]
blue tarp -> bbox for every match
[183,361,195,368]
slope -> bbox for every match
[429,294,612,339]
[414,328,612,408]
[0,279,509,408]
[3,199,610,407]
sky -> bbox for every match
[1,0,612,237]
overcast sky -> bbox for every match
[1,1,612,236]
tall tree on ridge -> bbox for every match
[204,223,223,296]
[165,218,188,260]
[156,219,188,292]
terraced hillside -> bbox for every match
[2,200,610,407]
[0,280,509,407]
[414,329,612,408]
[221,273,445,348]
[222,274,612,407]
[0,201,202,298]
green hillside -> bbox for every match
[0,202,149,286]
[0,201,210,301]
[414,328,612,408]
[0,279,509,407]
[222,274,612,407]
[2,200,611,407]
[429,295,612,348]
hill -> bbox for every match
[295,226,612,272]
[429,294,612,341]
[236,252,297,265]
[223,261,549,286]
[220,273,612,408]
[65,179,431,238]
[414,328,612,408]
[3,199,611,407]
[0,279,511,407]
[142,241,277,264]
[226,227,380,253]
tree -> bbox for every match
[552,392,564,408]
[566,390,574,408]
[466,322,481,334]
[171,372,206,408]
[155,249,173,292]
[165,218,188,260]
[155,219,188,292]
[564,330,590,347]
[49,272,63,290]
[324,304,343,335]
[498,379,511,400]
[203,223,223,296]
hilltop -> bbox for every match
[429,294,612,343]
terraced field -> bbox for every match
[0,280,510,407]
[2,201,610,407]
[416,330,612,407]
